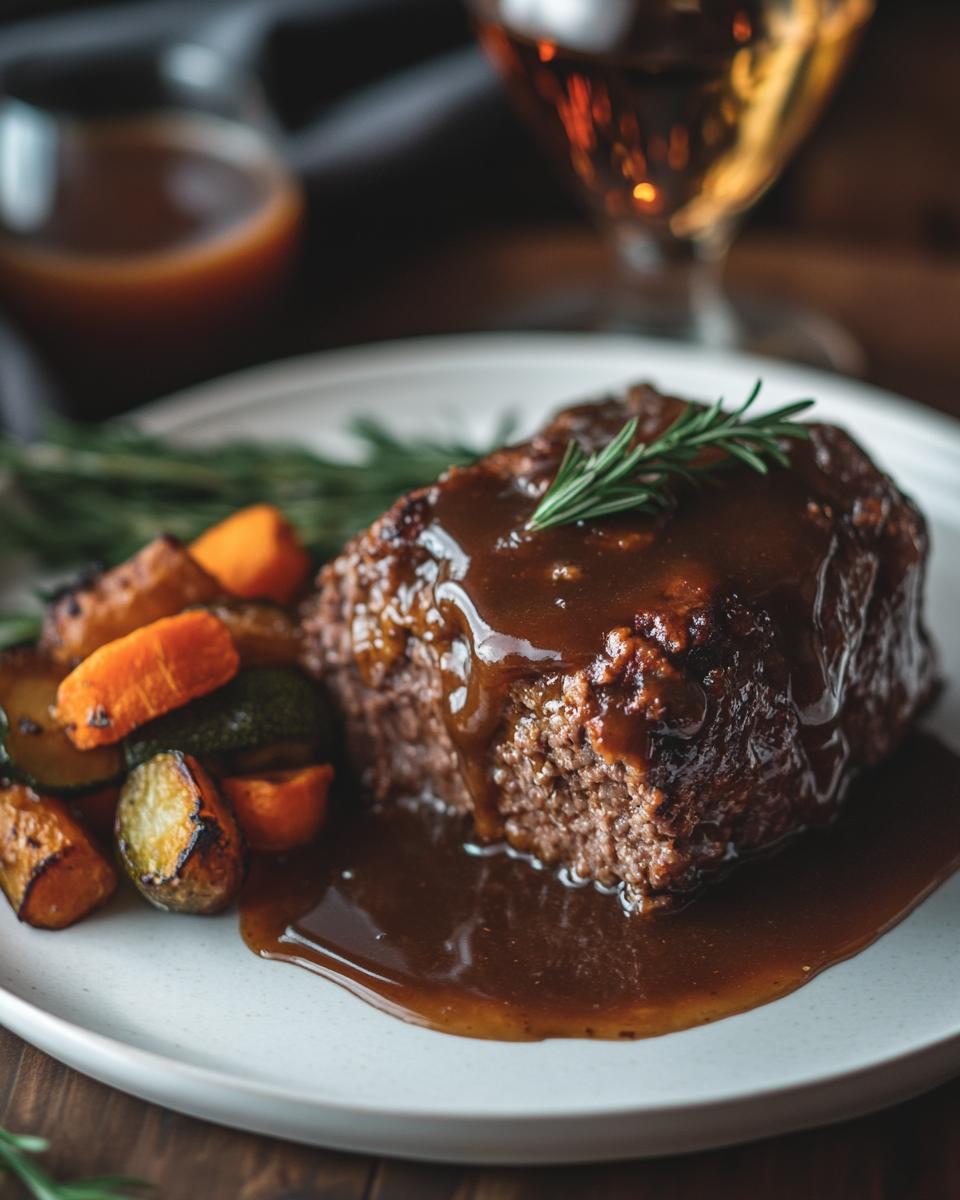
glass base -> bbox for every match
[491,285,864,376]
[600,288,866,375]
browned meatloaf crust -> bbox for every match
[302,385,937,911]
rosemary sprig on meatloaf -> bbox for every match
[527,383,814,531]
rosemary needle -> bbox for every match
[0,413,514,650]
[0,1128,152,1200]
[527,382,814,531]
[0,414,512,571]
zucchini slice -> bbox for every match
[0,650,123,793]
[123,667,329,769]
[116,751,246,914]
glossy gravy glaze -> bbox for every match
[343,391,934,874]
[423,419,831,831]
[241,732,960,1041]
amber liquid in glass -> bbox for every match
[0,112,302,407]
[476,0,872,240]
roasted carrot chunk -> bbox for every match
[190,504,311,605]
[0,784,117,929]
[41,535,221,665]
[56,611,239,750]
[199,599,302,668]
[222,764,333,853]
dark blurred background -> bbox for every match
[0,0,956,422]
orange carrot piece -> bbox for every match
[0,784,117,929]
[41,534,221,665]
[222,764,333,853]
[56,611,239,750]
[190,504,311,605]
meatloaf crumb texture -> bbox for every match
[303,385,937,911]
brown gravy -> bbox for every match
[241,731,960,1041]
[359,396,933,858]
[423,419,833,833]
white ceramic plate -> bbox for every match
[1,334,958,1164]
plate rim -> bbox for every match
[2,331,959,1160]
[134,330,960,448]
[3,974,960,1123]
[132,332,960,515]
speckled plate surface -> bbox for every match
[1,334,958,1163]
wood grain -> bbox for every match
[0,1027,375,1199]
[1,1,958,1192]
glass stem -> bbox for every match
[607,223,737,347]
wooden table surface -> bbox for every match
[2,227,959,1199]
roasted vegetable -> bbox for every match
[0,414,505,570]
[190,504,311,605]
[199,600,302,668]
[0,649,122,792]
[40,535,221,665]
[222,740,318,773]
[56,611,240,750]
[123,667,328,769]
[0,613,42,652]
[116,751,246,914]
[222,764,334,852]
[0,784,117,928]
[70,785,121,842]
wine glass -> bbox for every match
[470,0,873,368]
[0,41,303,416]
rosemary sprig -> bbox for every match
[0,1127,152,1200]
[0,614,42,652]
[0,413,512,650]
[527,382,814,531]
[0,414,513,571]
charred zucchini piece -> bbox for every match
[116,751,246,914]
[123,668,329,769]
[0,784,117,929]
[0,649,123,793]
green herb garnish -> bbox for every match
[527,383,814,531]
[0,414,514,571]
[0,1127,152,1200]
[0,614,42,652]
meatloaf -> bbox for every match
[303,385,937,911]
